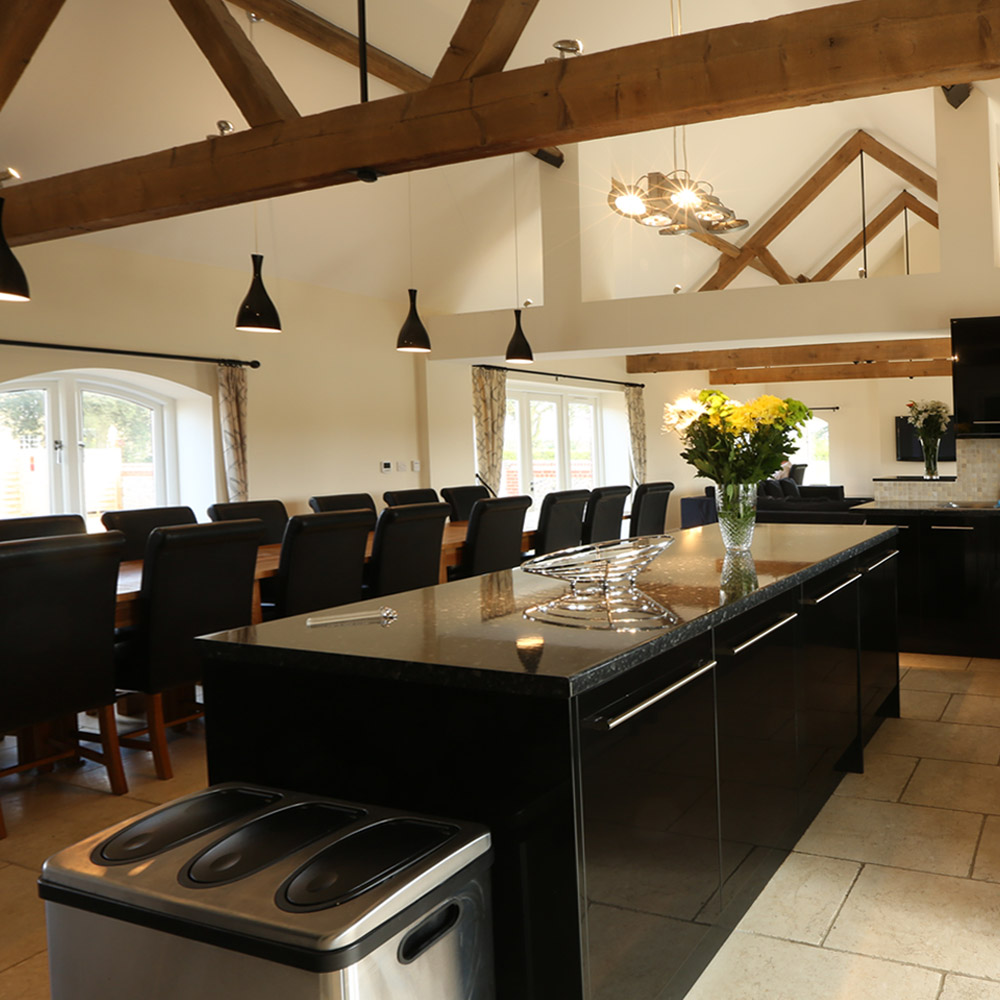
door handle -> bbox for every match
[801,573,862,606]
[930,525,975,531]
[863,549,899,572]
[717,613,798,657]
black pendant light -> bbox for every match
[235,252,281,332]
[0,187,30,302]
[506,309,533,364]
[396,288,431,353]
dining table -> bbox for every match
[114,522,538,627]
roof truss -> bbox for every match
[4,0,1000,246]
[0,0,65,113]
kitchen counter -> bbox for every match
[857,499,1000,512]
[198,523,899,1000]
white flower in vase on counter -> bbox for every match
[906,399,951,437]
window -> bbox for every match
[0,370,213,529]
[501,385,605,502]
[787,416,830,485]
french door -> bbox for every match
[0,375,169,527]
[501,389,603,503]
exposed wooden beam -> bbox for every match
[689,232,778,279]
[754,247,796,285]
[0,0,65,114]
[626,338,952,374]
[710,359,953,384]
[225,0,431,93]
[902,189,939,228]
[859,131,937,200]
[432,0,539,85]
[699,132,864,291]
[168,0,298,126]
[7,0,1000,245]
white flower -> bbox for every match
[906,399,950,435]
[662,393,707,436]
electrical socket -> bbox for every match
[380,460,392,473]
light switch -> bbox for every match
[380,460,392,473]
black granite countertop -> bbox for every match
[871,476,957,482]
[199,524,895,699]
[856,500,1000,514]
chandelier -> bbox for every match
[607,169,748,236]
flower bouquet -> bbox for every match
[663,389,811,549]
[906,399,950,479]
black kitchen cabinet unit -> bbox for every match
[951,315,1000,437]
[199,524,898,1000]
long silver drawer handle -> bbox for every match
[863,549,899,572]
[720,613,798,657]
[801,572,862,606]
[930,524,975,531]
[597,660,717,731]
[972,420,1000,424]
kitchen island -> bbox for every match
[199,523,898,1000]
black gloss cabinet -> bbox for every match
[951,316,1000,436]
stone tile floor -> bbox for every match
[3,653,1000,998]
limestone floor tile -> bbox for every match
[970,659,1000,672]
[795,796,982,876]
[903,758,1000,815]
[942,694,1000,728]
[900,653,971,671]
[942,975,1000,1000]
[826,864,1000,979]
[50,730,208,807]
[0,865,47,974]
[900,670,978,695]
[0,778,149,870]
[834,754,917,802]
[0,951,48,1000]
[900,689,952,721]
[972,815,1000,883]
[865,717,1000,765]
[735,852,860,945]
[684,930,941,1000]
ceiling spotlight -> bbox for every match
[546,38,584,62]
[0,167,21,184]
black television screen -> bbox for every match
[895,415,957,462]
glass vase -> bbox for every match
[719,551,759,605]
[920,436,941,479]
[715,483,757,551]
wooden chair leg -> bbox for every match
[96,704,128,795]
[145,694,173,781]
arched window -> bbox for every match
[0,369,214,527]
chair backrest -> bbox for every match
[629,481,675,537]
[207,499,288,544]
[136,520,264,692]
[369,502,450,597]
[272,509,376,618]
[0,513,87,542]
[382,489,439,507]
[789,463,808,485]
[0,531,125,732]
[534,490,590,555]
[101,506,197,560]
[461,495,533,575]
[582,486,631,544]
[440,485,490,521]
[308,493,376,514]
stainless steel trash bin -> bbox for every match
[40,783,494,1000]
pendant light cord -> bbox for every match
[512,155,520,306]
[407,171,414,287]
[669,0,688,173]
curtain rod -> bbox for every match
[0,337,261,369]
[475,363,644,389]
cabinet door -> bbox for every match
[864,513,920,649]
[798,565,863,803]
[951,316,1000,434]
[858,546,900,744]
[920,516,989,654]
[575,633,718,1000]
[713,589,800,920]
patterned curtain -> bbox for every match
[624,384,647,486]
[471,366,507,494]
[217,364,249,502]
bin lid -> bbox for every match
[40,783,490,964]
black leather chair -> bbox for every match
[532,490,589,555]
[308,493,376,514]
[582,486,630,544]
[789,463,808,485]
[441,485,490,521]
[207,499,288,544]
[365,502,450,597]
[383,488,439,507]
[0,532,127,838]
[367,502,450,597]
[629,481,675,537]
[0,513,87,541]
[101,506,197,561]
[449,495,532,580]
[266,509,376,620]
[114,519,264,779]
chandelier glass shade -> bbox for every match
[607,170,748,236]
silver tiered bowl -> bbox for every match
[521,535,677,631]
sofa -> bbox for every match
[680,480,873,528]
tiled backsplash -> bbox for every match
[874,439,1000,501]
